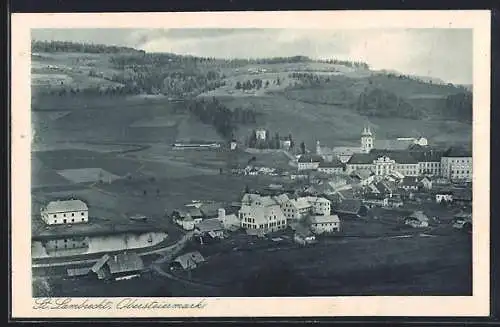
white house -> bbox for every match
[310,215,340,234]
[239,194,287,235]
[304,196,331,216]
[40,199,89,225]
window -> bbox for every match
[81,212,84,216]
[63,219,67,223]
[54,220,57,224]
[81,218,85,221]
[71,219,75,222]
[71,213,74,217]
[63,213,66,217]
[53,214,57,218]
[64,239,67,242]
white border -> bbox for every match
[11,11,491,318]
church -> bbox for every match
[310,127,471,181]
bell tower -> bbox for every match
[361,126,373,153]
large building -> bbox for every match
[440,147,473,181]
[40,199,89,225]
[239,194,287,234]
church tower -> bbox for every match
[316,140,321,155]
[360,126,374,153]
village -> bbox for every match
[32,126,473,296]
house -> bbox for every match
[172,207,204,226]
[409,148,443,176]
[363,193,389,208]
[90,252,144,280]
[400,176,420,191]
[238,194,287,235]
[286,197,312,221]
[404,211,429,228]
[194,218,225,239]
[334,199,367,218]
[387,195,404,208]
[297,154,324,171]
[40,199,89,225]
[317,159,344,175]
[171,251,206,270]
[435,192,453,203]
[304,196,332,216]
[419,176,433,190]
[310,215,340,234]
[293,225,317,246]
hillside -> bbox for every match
[31,40,472,149]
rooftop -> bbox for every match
[42,199,88,213]
[310,215,340,224]
[298,154,324,163]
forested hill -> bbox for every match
[32,40,145,54]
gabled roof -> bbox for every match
[195,218,224,233]
[298,154,324,163]
[374,139,414,151]
[370,150,418,164]
[335,199,362,215]
[409,149,444,162]
[310,215,340,224]
[347,153,375,164]
[173,251,205,270]
[335,188,355,200]
[106,252,144,274]
[44,199,88,213]
[318,157,344,168]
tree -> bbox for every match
[300,141,306,155]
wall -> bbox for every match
[41,210,89,225]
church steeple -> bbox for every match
[361,125,374,153]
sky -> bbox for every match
[32,28,473,85]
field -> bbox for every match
[36,231,471,297]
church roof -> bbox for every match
[374,139,414,151]
[347,150,418,165]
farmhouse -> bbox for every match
[194,218,225,239]
[310,215,340,234]
[172,251,206,271]
[40,199,89,225]
[91,252,144,281]
[334,199,366,218]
